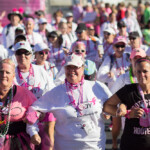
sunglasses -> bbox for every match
[76,31,83,34]
[75,49,85,53]
[115,45,125,48]
[16,51,31,56]
[38,51,49,55]
[104,32,111,36]
[129,37,136,40]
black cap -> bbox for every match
[129,31,140,38]
[117,20,126,28]
[76,23,87,32]
[35,10,45,16]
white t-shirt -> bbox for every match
[32,61,58,80]
[14,64,55,99]
[27,80,112,150]
[0,44,8,61]
[2,24,22,48]
[110,71,137,94]
[26,32,43,46]
[97,53,131,89]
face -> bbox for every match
[76,30,87,40]
[129,37,140,48]
[10,15,20,25]
[118,26,126,35]
[104,32,115,44]
[65,65,84,84]
[25,21,34,31]
[113,42,125,57]
[87,28,95,36]
[48,36,58,44]
[73,43,86,57]
[35,50,49,62]
[55,16,62,23]
[0,63,15,88]
[59,24,68,34]
[39,23,47,31]
[15,49,32,66]
[109,13,116,22]
[135,61,150,85]
[66,16,73,23]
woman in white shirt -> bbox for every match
[97,36,130,89]
[27,53,112,150]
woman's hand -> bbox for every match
[116,103,127,117]
[108,72,114,78]
[62,47,69,55]
[129,108,144,118]
[31,134,41,145]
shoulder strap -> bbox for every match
[6,24,12,36]
[109,54,115,71]
[126,53,130,62]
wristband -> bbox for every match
[125,109,131,119]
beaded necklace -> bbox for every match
[0,87,13,138]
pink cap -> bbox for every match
[130,48,146,59]
[113,36,127,45]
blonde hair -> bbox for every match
[0,59,15,73]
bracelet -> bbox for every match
[125,110,131,119]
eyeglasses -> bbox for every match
[115,45,125,48]
[104,32,111,36]
[129,37,137,41]
[75,49,85,53]
[16,50,31,56]
[38,51,49,55]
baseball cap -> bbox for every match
[117,20,126,28]
[14,41,32,52]
[38,18,47,24]
[130,48,146,59]
[113,36,127,45]
[104,27,116,35]
[76,23,87,33]
[129,31,140,38]
[34,43,49,53]
[65,12,73,18]
[64,54,85,67]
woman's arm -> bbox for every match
[103,94,126,116]
[45,121,56,150]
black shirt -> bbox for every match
[116,83,150,150]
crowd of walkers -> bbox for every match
[0,0,150,150]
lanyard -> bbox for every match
[17,64,35,90]
[129,67,136,84]
[26,33,35,45]
[114,55,124,71]
[138,85,148,110]
[65,78,84,113]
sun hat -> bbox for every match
[34,42,49,53]
[14,41,32,53]
[113,36,127,45]
[130,48,146,59]
[8,8,23,20]
[64,54,85,67]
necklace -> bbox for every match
[0,87,13,146]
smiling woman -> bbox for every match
[0,58,37,150]
[27,53,112,150]
[103,56,150,150]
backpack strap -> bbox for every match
[109,54,115,71]
[6,24,12,36]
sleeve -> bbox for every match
[26,121,39,137]
[96,56,116,83]
[116,85,129,105]
[110,74,126,94]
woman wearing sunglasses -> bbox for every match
[33,42,58,80]
[97,36,130,89]
[14,41,55,99]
